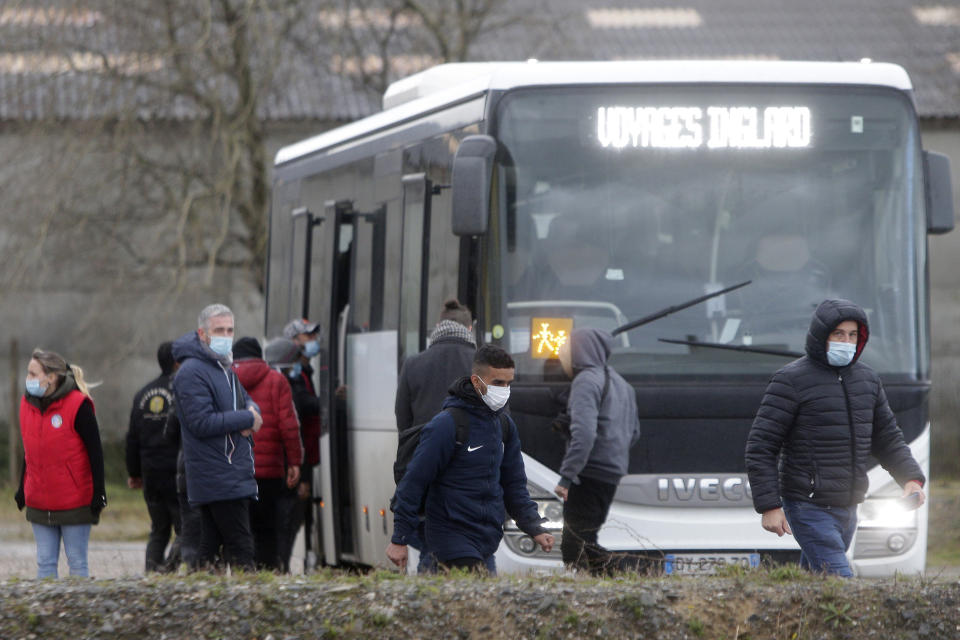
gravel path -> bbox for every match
[0,531,307,579]
[0,541,147,579]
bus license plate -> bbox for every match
[664,553,760,575]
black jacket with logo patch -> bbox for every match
[745,299,924,513]
[125,373,179,493]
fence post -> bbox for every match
[9,339,19,485]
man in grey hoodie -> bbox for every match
[555,328,640,573]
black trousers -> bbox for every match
[198,498,255,572]
[276,486,303,573]
[144,483,181,572]
[251,478,293,572]
[178,491,202,570]
[561,476,618,574]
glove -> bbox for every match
[14,488,25,511]
[91,494,107,517]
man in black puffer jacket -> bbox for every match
[745,298,925,577]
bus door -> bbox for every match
[399,173,434,360]
[321,199,393,566]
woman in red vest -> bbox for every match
[15,349,106,578]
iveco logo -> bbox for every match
[657,476,753,502]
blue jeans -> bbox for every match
[32,523,91,578]
[782,498,857,577]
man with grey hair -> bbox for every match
[172,303,262,571]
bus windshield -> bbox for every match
[491,85,925,379]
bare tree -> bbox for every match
[0,0,569,429]
[317,0,568,95]
[4,0,568,295]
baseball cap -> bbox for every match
[283,318,319,339]
[264,338,302,367]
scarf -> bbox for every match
[427,320,476,347]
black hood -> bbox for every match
[805,299,869,367]
[447,375,486,409]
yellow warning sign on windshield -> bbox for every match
[531,317,572,359]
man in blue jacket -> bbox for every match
[387,345,554,573]
[172,303,262,571]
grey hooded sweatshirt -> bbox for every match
[558,328,641,489]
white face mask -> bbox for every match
[826,341,856,367]
[476,376,510,412]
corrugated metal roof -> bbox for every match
[0,0,957,122]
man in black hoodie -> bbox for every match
[555,328,640,573]
[745,299,925,577]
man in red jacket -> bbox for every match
[233,337,303,572]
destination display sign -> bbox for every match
[597,105,812,150]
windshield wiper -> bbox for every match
[611,280,751,336]
[658,338,802,358]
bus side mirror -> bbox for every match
[924,150,955,235]
[451,135,497,236]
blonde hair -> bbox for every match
[31,348,91,397]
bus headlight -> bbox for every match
[503,490,565,558]
[505,499,565,532]
[854,498,918,559]
[858,498,917,529]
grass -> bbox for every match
[0,480,152,542]
[925,479,960,567]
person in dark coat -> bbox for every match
[171,303,262,572]
[554,328,640,573]
[163,398,202,570]
[282,318,322,568]
[233,337,303,572]
[387,345,554,574]
[394,298,476,573]
[125,341,181,573]
[395,299,476,432]
[745,298,926,577]
[264,337,311,572]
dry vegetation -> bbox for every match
[1,568,959,639]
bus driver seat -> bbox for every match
[543,215,609,291]
[740,234,831,321]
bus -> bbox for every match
[266,61,955,577]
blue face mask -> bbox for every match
[25,378,48,397]
[209,336,233,357]
[826,341,856,367]
[287,363,302,379]
[302,340,320,358]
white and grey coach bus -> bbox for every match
[265,61,954,576]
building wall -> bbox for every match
[0,120,331,450]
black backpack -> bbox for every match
[392,407,511,510]
[551,366,610,440]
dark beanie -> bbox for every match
[232,336,262,360]
[157,341,175,376]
